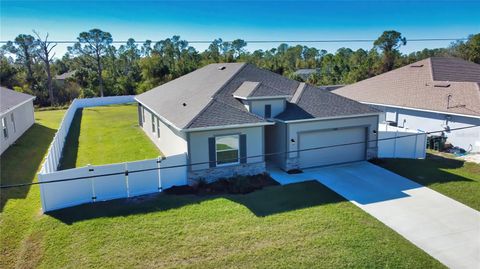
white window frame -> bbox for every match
[215,135,240,166]
[156,117,160,139]
[1,117,8,139]
[11,113,16,133]
[151,114,156,133]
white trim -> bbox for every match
[135,97,183,132]
[233,95,291,101]
[278,113,381,124]
[0,97,35,117]
[361,101,480,119]
[136,97,275,133]
[183,122,274,133]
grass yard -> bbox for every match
[1,107,444,268]
[373,152,480,211]
[60,104,161,169]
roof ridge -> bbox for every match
[291,82,306,103]
[184,63,248,129]
[211,63,248,99]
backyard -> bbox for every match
[60,104,161,169]
[0,106,445,268]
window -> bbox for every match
[265,104,272,118]
[151,114,156,133]
[142,107,145,123]
[11,114,16,133]
[215,135,239,165]
[156,118,160,138]
[138,104,143,127]
[1,117,8,139]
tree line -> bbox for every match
[1,30,479,107]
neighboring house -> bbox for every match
[294,68,319,81]
[334,57,480,152]
[136,63,380,183]
[0,87,35,155]
[54,71,76,86]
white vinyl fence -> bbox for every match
[39,154,187,212]
[37,96,189,212]
[40,96,135,174]
[378,124,427,159]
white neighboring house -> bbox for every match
[334,57,480,152]
[0,87,35,155]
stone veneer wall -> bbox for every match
[188,162,266,185]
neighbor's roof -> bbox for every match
[294,68,318,78]
[136,63,378,129]
[0,87,35,114]
[334,57,480,117]
[54,70,76,80]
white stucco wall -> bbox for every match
[283,115,379,170]
[249,99,286,118]
[139,105,188,157]
[0,99,35,155]
[188,126,264,171]
[375,105,480,152]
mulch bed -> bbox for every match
[164,173,279,196]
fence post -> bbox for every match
[125,163,130,198]
[88,164,96,202]
[38,173,48,213]
[413,133,418,159]
[393,131,398,158]
[157,156,162,192]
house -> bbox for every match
[0,87,35,155]
[293,68,319,81]
[136,63,380,183]
[334,57,480,152]
[54,70,76,87]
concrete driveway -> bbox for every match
[269,162,480,269]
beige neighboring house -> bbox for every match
[334,57,480,152]
[0,87,36,155]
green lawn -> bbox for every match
[0,108,444,268]
[60,104,161,169]
[373,152,480,211]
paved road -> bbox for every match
[269,162,480,269]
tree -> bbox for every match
[451,33,480,63]
[69,29,112,96]
[231,39,247,58]
[3,34,37,86]
[374,30,406,72]
[33,30,57,105]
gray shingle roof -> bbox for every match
[0,87,35,114]
[333,57,480,117]
[276,84,379,121]
[136,63,379,129]
[233,81,289,99]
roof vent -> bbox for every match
[410,64,424,68]
[182,103,187,107]
[434,82,451,88]
[218,66,226,70]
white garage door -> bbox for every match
[298,127,367,168]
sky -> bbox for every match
[1,0,479,58]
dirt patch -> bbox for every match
[15,231,44,269]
